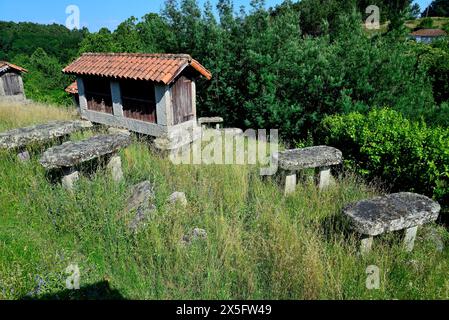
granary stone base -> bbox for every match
[319,167,332,190]
[404,226,418,252]
[17,150,30,162]
[107,155,124,182]
[344,192,441,255]
[360,236,374,256]
[284,173,297,196]
[62,170,80,191]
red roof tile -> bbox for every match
[0,61,28,73]
[65,81,78,94]
[62,53,212,84]
[410,29,447,37]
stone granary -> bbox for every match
[0,61,27,100]
[64,53,212,149]
[409,29,447,44]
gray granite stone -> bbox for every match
[422,227,445,252]
[17,150,30,162]
[0,120,92,150]
[126,181,156,233]
[198,117,224,125]
[168,192,188,207]
[343,192,441,236]
[107,155,124,182]
[181,228,208,245]
[107,127,131,136]
[40,133,131,170]
[61,171,80,191]
[273,146,343,171]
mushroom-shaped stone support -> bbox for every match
[272,146,343,195]
[343,192,441,255]
[40,133,131,190]
[198,117,224,130]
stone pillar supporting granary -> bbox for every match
[64,53,212,149]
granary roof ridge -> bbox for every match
[63,52,212,91]
[82,52,193,61]
[410,28,447,37]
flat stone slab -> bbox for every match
[198,117,224,124]
[273,146,343,171]
[0,120,93,150]
[40,133,131,170]
[343,192,441,236]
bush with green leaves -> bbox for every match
[417,17,434,29]
[320,108,449,205]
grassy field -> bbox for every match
[405,17,449,30]
[1,102,449,300]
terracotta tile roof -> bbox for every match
[65,81,78,94]
[410,29,447,37]
[62,53,212,84]
[0,61,28,73]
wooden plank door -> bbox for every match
[3,73,21,95]
[171,76,193,125]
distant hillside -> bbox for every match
[405,17,449,30]
[0,21,86,63]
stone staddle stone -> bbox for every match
[40,133,131,170]
[0,120,93,150]
[343,192,441,237]
[273,146,343,171]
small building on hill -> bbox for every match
[0,61,27,100]
[410,29,447,44]
[64,53,212,146]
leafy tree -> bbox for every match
[0,21,85,63]
[422,0,449,17]
[113,17,142,52]
[137,13,176,53]
[408,3,422,19]
[417,17,434,29]
[79,28,118,53]
[13,48,73,105]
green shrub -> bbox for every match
[417,17,434,29]
[320,108,449,205]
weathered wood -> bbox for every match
[0,120,93,150]
[40,133,131,170]
[2,73,22,96]
[171,76,193,125]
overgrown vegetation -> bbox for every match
[1,0,449,299]
[0,21,85,105]
[320,108,449,207]
[1,104,449,300]
[1,0,448,130]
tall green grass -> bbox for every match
[0,104,448,300]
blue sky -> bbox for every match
[0,0,433,32]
